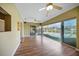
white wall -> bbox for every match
[0,4,21,56]
[0,32,20,56]
[24,23,30,37]
[21,21,25,38]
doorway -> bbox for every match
[30,26,36,38]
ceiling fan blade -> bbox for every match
[53,4,62,10]
[39,7,46,11]
[46,3,53,6]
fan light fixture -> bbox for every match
[46,5,53,11]
[39,3,62,12]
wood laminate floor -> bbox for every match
[14,36,79,56]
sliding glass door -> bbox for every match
[63,18,76,47]
[43,22,62,42]
[36,18,77,47]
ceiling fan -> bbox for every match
[39,3,62,11]
[39,3,62,16]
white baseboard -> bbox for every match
[11,40,21,56]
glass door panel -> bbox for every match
[43,22,62,42]
[63,18,76,47]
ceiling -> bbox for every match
[15,3,79,23]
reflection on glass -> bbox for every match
[36,26,41,35]
[43,22,61,42]
[64,18,76,47]
[30,26,36,36]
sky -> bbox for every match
[46,18,76,28]
[64,18,76,26]
[48,22,61,28]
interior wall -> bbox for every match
[76,7,79,49]
[0,3,21,56]
[42,6,79,49]
[24,22,30,37]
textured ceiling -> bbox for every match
[15,3,79,23]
